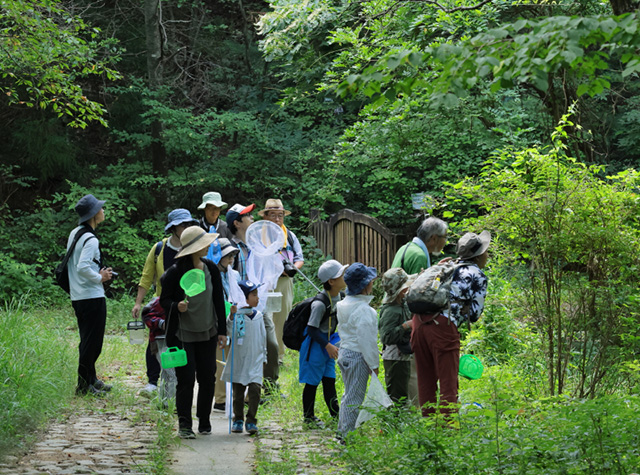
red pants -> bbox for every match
[411,314,460,416]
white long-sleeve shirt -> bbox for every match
[67,226,104,302]
[221,308,267,386]
[336,294,379,370]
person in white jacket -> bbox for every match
[67,194,113,397]
[336,262,379,438]
[222,280,267,435]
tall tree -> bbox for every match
[144,0,167,209]
[0,0,120,128]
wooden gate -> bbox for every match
[309,209,408,273]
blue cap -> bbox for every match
[238,280,263,298]
[343,262,378,295]
[165,208,198,233]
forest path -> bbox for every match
[169,386,255,475]
[0,377,256,475]
[0,376,156,475]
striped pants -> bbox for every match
[337,348,371,436]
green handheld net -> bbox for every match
[179,269,206,297]
[459,354,484,380]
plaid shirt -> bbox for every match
[443,261,488,327]
[231,238,250,281]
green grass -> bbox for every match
[4,287,640,474]
[254,328,640,474]
[0,294,175,474]
[0,294,77,454]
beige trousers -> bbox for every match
[214,342,230,405]
[272,275,294,361]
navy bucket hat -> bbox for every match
[75,194,105,224]
[343,262,378,295]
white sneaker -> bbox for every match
[140,383,158,398]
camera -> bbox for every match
[283,261,297,277]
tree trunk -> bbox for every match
[609,0,639,14]
[144,0,167,207]
[238,0,253,74]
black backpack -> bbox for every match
[282,293,331,351]
[54,226,96,294]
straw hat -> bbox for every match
[176,227,219,258]
[258,198,291,217]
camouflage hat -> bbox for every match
[382,267,413,304]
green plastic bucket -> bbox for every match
[179,269,206,297]
[161,347,188,369]
[224,300,232,317]
[459,354,484,380]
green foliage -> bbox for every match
[342,383,640,474]
[0,296,76,453]
[312,90,548,227]
[449,113,640,396]
[259,340,640,475]
[338,13,640,106]
[0,0,121,127]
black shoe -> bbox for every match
[92,379,112,392]
[213,403,225,412]
[198,427,212,435]
[303,416,325,429]
[75,384,107,397]
[179,428,196,439]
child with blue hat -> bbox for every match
[336,262,379,438]
[221,280,267,435]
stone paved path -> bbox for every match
[0,378,156,475]
[0,377,260,475]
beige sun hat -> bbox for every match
[197,191,228,210]
[258,198,291,217]
[456,230,491,260]
[175,226,219,258]
[382,267,416,304]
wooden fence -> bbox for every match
[309,209,408,273]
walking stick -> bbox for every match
[228,316,235,434]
